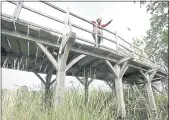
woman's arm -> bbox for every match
[91,20,96,24]
[101,19,113,27]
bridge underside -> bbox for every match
[1,17,166,85]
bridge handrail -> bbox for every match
[8,1,117,45]
[1,13,117,54]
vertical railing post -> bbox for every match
[142,49,145,63]
[95,24,98,47]
[131,39,135,58]
[115,31,119,54]
[59,7,70,55]
[153,56,157,66]
[13,0,24,22]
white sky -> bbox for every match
[1,2,152,91]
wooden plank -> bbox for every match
[90,59,103,68]
[40,29,51,40]
[15,22,28,34]
[1,18,15,30]
[29,27,40,37]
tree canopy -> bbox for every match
[135,2,168,65]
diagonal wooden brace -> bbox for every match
[139,70,149,83]
[105,60,118,78]
[75,76,84,85]
[34,72,45,85]
[65,54,86,72]
[116,56,133,65]
[145,68,159,75]
[150,71,157,82]
[36,42,60,71]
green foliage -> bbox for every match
[133,37,144,48]
[2,87,168,120]
[140,2,168,65]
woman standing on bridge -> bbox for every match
[91,18,113,46]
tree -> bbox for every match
[140,1,168,65]
[138,1,168,93]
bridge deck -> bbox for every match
[1,16,167,84]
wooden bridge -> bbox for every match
[1,1,168,119]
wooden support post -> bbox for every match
[54,7,76,106]
[34,69,53,109]
[114,65,126,119]
[36,32,78,107]
[54,32,76,106]
[35,7,84,107]
[75,67,95,105]
[54,68,66,106]
[106,80,115,92]
[84,69,89,105]
[44,64,53,108]
[95,23,98,48]
[139,70,158,118]
[146,82,157,118]
[105,57,133,119]
[161,80,166,94]
[131,38,135,58]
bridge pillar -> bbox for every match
[75,67,95,105]
[106,77,115,92]
[105,57,133,119]
[35,32,88,107]
[34,64,56,109]
[139,69,158,119]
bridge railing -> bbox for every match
[3,1,166,71]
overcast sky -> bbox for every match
[2,1,152,90]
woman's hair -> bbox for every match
[96,18,102,24]
[96,18,102,21]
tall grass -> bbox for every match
[2,85,168,120]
